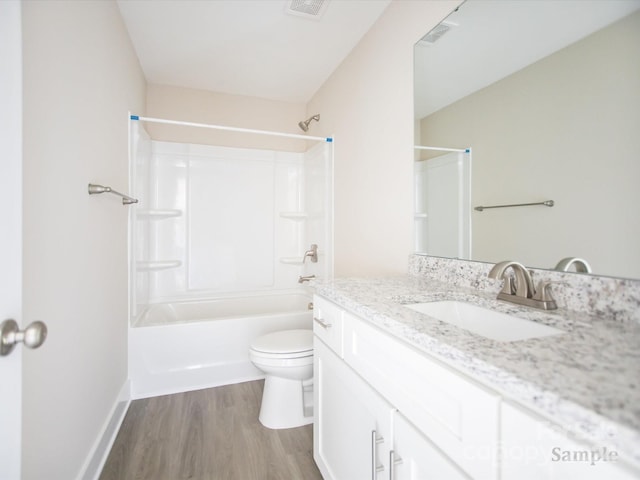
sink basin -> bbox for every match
[406,301,564,342]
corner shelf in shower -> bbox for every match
[279,257,304,265]
[136,209,183,220]
[279,212,308,220]
[136,260,182,272]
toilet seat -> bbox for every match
[250,329,313,359]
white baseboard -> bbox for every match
[77,380,131,480]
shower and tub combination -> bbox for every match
[127,115,333,427]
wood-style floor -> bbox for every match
[100,380,323,480]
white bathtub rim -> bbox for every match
[139,286,313,308]
[134,292,311,326]
[131,291,313,328]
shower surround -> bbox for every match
[128,122,332,397]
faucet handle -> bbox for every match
[302,244,318,264]
[500,276,515,295]
[533,280,567,302]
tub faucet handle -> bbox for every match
[302,244,318,264]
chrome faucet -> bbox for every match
[488,261,558,310]
[298,275,316,284]
[555,257,591,273]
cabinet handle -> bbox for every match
[389,450,403,480]
[371,430,384,479]
[313,316,332,329]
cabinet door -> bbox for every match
[314,338,394,480]
[392,412,470,480]
[501,401,639,480]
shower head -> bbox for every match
[298,114,320,132]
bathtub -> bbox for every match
[129,293,313,399]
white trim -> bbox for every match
[0,2,23,478]
[77,380,131,480]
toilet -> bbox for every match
[249,329,314,429]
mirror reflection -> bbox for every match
[413,0,640,279]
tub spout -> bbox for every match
[298,275,316,284]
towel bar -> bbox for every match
[88,183,138,205]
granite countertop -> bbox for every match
[314,275,640,466]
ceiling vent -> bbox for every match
[418,21,456,46]
[285,0,329,20]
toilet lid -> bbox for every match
[250,329,313,354]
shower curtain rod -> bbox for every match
[414,145,470,153]
[130,115,333,143]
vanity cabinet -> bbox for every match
[313,295,498,480]
[314,328,466,480]
[501,401,638,480]
[342,303,499,479]
[313,295,640,480]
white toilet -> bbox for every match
[249,329,314,429]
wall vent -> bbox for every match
[285,0,329,20]
[418,22,456,46]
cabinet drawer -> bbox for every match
[344,314,499,480]
[313,295,344,357]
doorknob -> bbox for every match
[1,319,48,356]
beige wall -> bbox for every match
[419,11,640,278]
[146,84,308,152]
[307,0,461,276]
[22,1,146,478]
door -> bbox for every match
[314,339,394,480]
[0,1,23,478]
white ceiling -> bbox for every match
[414,0,640,119]
[117,0,392,104]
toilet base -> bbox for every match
[259,375,313,429]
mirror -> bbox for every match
[413,0,640,279]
